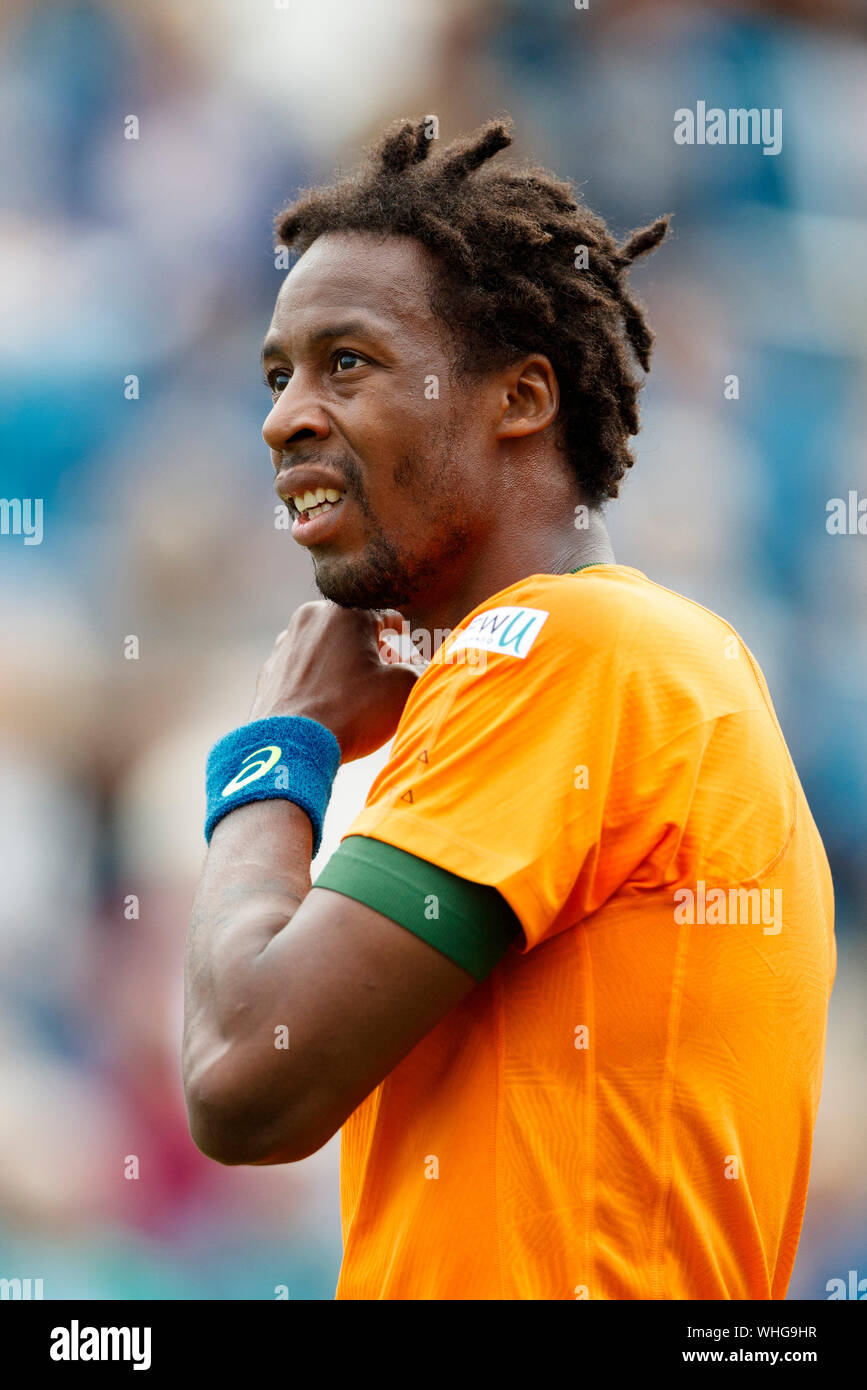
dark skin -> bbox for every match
[183,231,615,1164]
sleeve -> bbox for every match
[314,835,521,982]
[318,576,714,956]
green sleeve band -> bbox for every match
[313,835,520,983]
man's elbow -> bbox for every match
[183,1055,335,1166]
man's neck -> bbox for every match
[401,508,615,641]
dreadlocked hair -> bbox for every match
[273,117,670,508]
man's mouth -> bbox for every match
[290,485,347,521]
[289,486,352,547]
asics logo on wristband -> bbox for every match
[221,745,282,797]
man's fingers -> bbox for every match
[373,607,407,632]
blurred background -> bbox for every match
[0,0,864,1300]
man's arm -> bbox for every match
[182,603,478,1166]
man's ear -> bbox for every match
[495,355,560,441]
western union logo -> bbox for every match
[448,606,549,660]
[221,745,282,797]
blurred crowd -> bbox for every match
[0,0,864,1299]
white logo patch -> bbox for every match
[449,606,549,660]
[221,745,282,797]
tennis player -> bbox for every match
[183,118,836,1300]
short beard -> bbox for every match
[310,441,471,610]
[312,525,469,610]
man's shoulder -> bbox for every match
[430,564,773,730]
[453,565,741,659]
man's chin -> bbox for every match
[312,556,412,611]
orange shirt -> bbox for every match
[323,565,836,1299]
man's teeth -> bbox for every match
[292,487,345,519]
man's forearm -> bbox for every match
[182,798,315,1160]
[182,604,419,1165]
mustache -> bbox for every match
[281,453,373,519]
[280,451,360,491]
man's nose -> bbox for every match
[262,377,331,455]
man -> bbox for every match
[183,118,836,1300]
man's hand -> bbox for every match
[185,601,476,1168]
[249,601,420,762]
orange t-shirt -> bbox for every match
[326,565,836,1299]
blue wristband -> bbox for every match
[205,715,341,854]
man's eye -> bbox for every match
[334,350,364,372]
[267,369,291,394]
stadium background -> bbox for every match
[0,0,864,1300]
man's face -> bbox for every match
[262,231,491,610]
